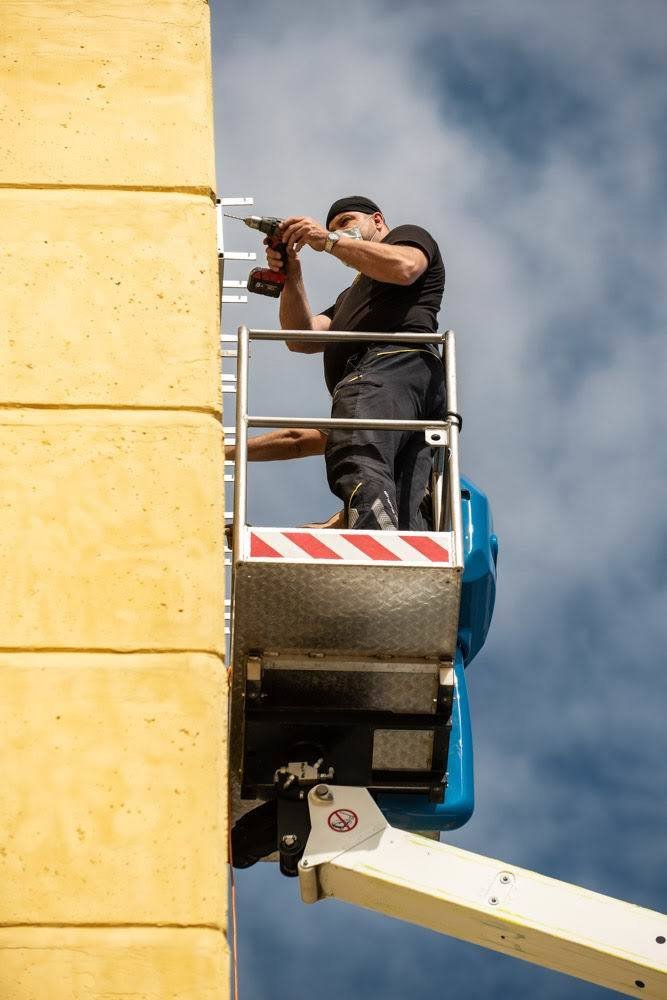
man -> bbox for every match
[265,195,446,531]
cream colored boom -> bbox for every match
[298,787,666,998]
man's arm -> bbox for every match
[267,243,330,353]
[225,428,327,462]
[279,217,428,286]
[328,238,427,285]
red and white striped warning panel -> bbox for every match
[246,528,452,564]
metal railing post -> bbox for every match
[445,331,464,566]
[430,345,447,532]
[248,330,446,344]
[232,324,249,560]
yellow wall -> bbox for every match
[0,2,228,996]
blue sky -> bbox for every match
[211,1,667,996]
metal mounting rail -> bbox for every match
[217,196,254,644]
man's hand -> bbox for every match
[280,216,328,254]
[264,237,299,273]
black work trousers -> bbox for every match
[324,346,446,530]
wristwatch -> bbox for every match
[324,231,341,254]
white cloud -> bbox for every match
[213,2,666,995]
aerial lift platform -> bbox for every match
[227,325,494,846]
[219,205,666,998]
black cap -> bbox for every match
[326,195,383,229]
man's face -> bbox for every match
[328,210,377,236]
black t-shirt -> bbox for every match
[320,224,445,393]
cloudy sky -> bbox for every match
[210,1,667,996]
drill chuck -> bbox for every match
[243,215,283,237]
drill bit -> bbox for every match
[224,214,268,232]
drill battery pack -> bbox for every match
[247,266,286,298]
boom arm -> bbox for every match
[298,786,666,998]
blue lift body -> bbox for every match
[378,476,498,833]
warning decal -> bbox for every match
[248,528,451,564]
[327,808,359,833]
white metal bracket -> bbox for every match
[298,786,666,998]
[425,426,448,447]
[219,197,254,208]
[216,197,255,303]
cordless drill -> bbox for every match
[224,214,287,297]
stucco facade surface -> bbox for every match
[0,0,229,994]
[0,652,226,926]
[0,1,215,188]
[0,410,224,652]
[0,928,228,999]
[0,189,220,411]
